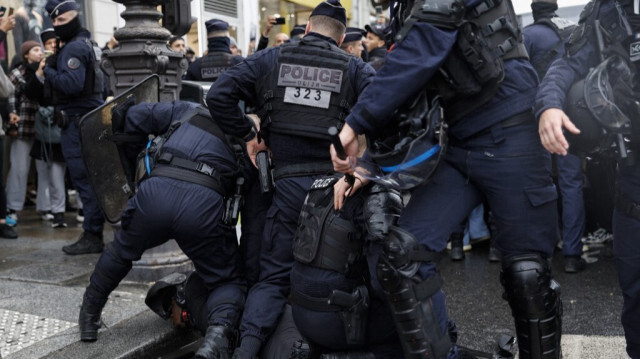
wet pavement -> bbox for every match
[0,208,631,358]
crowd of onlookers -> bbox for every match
[0,6,88,240]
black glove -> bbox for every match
[45,52,58,70]
[111,96,136,134]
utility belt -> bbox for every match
[456,110,533,143]
[150,153,243,226]
[616,195,640,221]
[273,162,336,181]
[291,285,370,345]
[56,110,84,130]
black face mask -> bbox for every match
[531,2,559,21]
[54,16,82,42]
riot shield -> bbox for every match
[79,75,160,223]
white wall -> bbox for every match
[86,0,125,48]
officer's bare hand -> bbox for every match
[538,108,580,156]
[334,173,368,210]
[9,113,20,125]
[0,15,16,33]
[330,124,358,173]
[246,137,268,169]
[263,15,277,37]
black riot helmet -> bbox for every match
[352,93,448,190]
[566,55,639,158]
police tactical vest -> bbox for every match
[526,16,577,78]
[199,52,235,82]
[260,39,355,140]
[134,107,240,196]
[293,176,364,276]
[398,0,529,123]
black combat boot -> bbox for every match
[78,292,105,342]
[63,231,104,255]
[449,232,465,261]
[195,325,235,359]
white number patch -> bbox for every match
[284,87,331,109]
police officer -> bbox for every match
[332,0,562,358]
[78,101,247,359]
[206,1,375,357]
[535,0,640,356]
[185,19,243,82]
[363,23,387,70]
[290,24,307,43]
[523,0,587,273]
[43,0,105,254]
[340,27,366,59]
[291,176,404,357]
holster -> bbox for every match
[256,150,274,194]
[329,286,370,345]
[221,177,244,226]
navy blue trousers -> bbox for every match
[61,121,104,234]
[239,176,315,343]
[397,123,558,358]
[89,177,246,327]
[614,163,640,359]
[554,153,585,256]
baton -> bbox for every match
[328,127,355,186]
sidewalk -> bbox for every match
[0,208,188,359]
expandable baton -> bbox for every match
[328,127,355,186]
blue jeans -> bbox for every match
[463,204,490,245]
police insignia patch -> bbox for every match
[67,57,81,69]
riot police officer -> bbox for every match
[332,0,562,358]
[523,0,587,273]
[206,1,375,357]
[78,101,247,359]
[340,27,366,59]
[535,0,640,356]
[291,175,404,357]
[185,19,243,82]
[43,0,105,255]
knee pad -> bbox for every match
[363,185,403,242]
[376,226,450,359]
[501,254,562,359]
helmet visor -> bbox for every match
[584,56,633,132]
[351,135,443,190]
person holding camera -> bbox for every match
[256,14,289,51]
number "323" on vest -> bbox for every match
[284,87,331,109]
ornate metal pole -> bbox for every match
[101,0,189,101]
[102,0,194,282]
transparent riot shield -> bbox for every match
[79,75,160,223]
